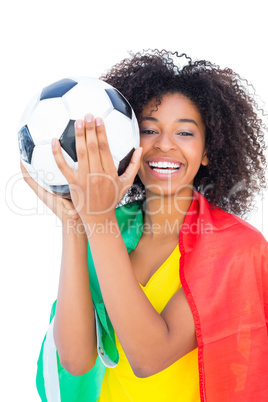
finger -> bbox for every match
[20,159,32,182]
[75,119,89,172]
[52,138,75,181]
[20,160,46,193]
[120,147,143,184]
[84,113,102,173]
[95,117,117,173]
[20,160,54,203]
[20,161,77,220]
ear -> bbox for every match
[201,150,209,166]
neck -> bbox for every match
[143,187,193,239]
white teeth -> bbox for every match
[149,161,181,169]
[153,168,178,174]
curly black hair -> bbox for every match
[101,49,267,217]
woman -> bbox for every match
[22,50,268,401]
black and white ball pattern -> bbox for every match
[18,77,140,198]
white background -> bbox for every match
[1,0,268,400]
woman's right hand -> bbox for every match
[20,161,83,227]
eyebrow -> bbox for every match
[141,117,199,127]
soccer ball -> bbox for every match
[18,77,140,198]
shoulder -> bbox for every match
[210,202,267,251]
[197,191,267,244]
[185,192,268,258]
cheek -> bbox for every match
[137,158,148,186]
[139,136,151,149]
[138,137,152,168]
[137,161,145,179]
[184,141,206,161]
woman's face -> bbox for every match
[138,93,208,198]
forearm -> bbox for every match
[53,222,97,375]
[86,213,170,375]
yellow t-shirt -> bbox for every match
[99,245,200,401]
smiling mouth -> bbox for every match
[147,161,182,174]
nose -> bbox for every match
[153,132,177,152]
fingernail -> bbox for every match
[52,138,57,148]
[95,117,103,127]
[76,120,83,129]
[85,113,94,123]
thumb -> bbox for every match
[120,147,143,183]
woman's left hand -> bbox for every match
[52,113,142,224]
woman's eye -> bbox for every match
[177,131,193,136]
[140,129,157,135]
